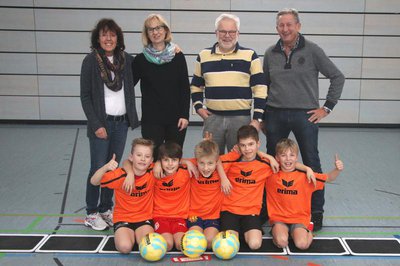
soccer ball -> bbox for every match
[139,232,167,261]
[181,230,207,258]
[212,230,240,260]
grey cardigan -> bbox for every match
[80,51,139,138]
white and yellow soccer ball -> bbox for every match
[181,230,207,258]
[139,232,167,261]
[212,230,240,260]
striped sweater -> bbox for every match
[191,42,268,120]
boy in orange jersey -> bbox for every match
[90,138,155,254]
[220,125,313,250]
[152,142,191,251]
[267,138,343,250]
[187,139,225,249]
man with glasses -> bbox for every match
[191,13,267,154]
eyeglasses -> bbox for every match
[217,30,238,36]
[147,25,165,33]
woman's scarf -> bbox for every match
[94,48,125,92]
[143,42,176,65]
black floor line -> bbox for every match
[53,258,63,266]
[375,189,400,197]
[53,128,80,232]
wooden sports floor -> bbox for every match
[0,124,399,266]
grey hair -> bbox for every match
[215,13,240,31]
[276,8,300,25]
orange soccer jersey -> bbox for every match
[266,170,327,227]
[100,168,155,223]
[188,159,223,220]
[221,151,273,215]
[153,166,191,219]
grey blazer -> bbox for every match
[80,51,139,138]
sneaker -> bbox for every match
[100,210,113,227]
[311,213,323,232]
[84,212,108,231]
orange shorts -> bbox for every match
[154,217,188,234]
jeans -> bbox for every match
[203,114,251,154]
[86,119,128,214]
[264,107,324,213]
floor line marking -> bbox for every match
[22,216,44,233]
[55,128,80,232]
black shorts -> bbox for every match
[114,219,154,232]
[220,211,262,233]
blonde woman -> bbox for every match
[133,14,190,161]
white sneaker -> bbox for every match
[84,212,108,231]
[100,210,113,227]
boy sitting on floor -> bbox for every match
[267,138,344,250]
[90,138,155,254]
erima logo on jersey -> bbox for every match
[235,170,255,184]
[135,183,147,190]
[282,179,294,187]
[130,190,149,197]
[197,179,219,185]
[162,180,173,187]
[278,179,297,195]
[241,170,253,177]
[160,179,180,191]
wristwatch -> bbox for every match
[323,106,332,114]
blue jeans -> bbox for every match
[264,107,324,213]
[86,119,128,214]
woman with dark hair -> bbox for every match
[80,18,139,231]
[133,13,190,160]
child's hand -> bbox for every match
[306,167,317,188]
[105,154,118,171]
[221,178,232,195]
[184,160,199,179]
[335,154,344,171]
[231,144,240,153]
[203,131,213,140]
[269,157,280,173]
[122,173,135,194]
[153,161,164,179]
[188,216,198,223]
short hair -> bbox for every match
[275,138,299,155]
[142,13,173,46]
[90,18,125,51]
[215,13,240,31]
[276,8,300,25]
[131,138,154,154]
[237,125,259,142]
[158,142,182,160]
[194,139,220,160]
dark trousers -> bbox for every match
[264,107,325,214]
[141,123,187,161]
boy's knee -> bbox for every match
[166,240,174,251]
[206,236,214,249]
[247,238,262,250]
[116,242,133,254]
[294,239,310,250]
[274,235,288,248]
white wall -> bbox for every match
[0,0,399,124]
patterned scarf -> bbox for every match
[143,42,176,65]
[94,48,125,92]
